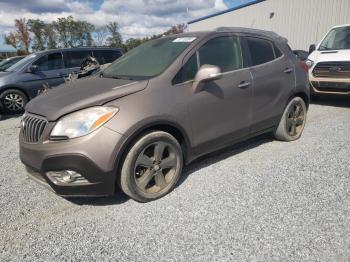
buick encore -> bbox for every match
[20,28,309,202]
[0,47,123,113]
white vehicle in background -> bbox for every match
[307,24,350,96]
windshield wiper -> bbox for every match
[108,75,134,80]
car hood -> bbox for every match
[0,71,14,78]
[26,76,148,121]
[308,49,350,63]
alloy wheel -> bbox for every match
[286,101,305,137]
[3,93,24,112]
[134,141,179,194]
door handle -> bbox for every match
[238,81,251,88]
[284,68,294,74]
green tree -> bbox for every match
[124,38,142,51]
[53,16,73,47]
[106,22,123,48]
[44,23,58,49]
[27,19,46,51]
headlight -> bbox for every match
[51,106,118,139]
[305,59,314,68]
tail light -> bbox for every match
[299,61,309,73]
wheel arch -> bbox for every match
[288,91,310,110]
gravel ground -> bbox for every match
[0,97,349,262]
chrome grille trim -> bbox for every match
[21,114,48,143]
[312,62,350,78]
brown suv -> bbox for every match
[19,28,309,202]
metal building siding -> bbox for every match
[188,0,350,50]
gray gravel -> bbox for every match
[0,97,349,262]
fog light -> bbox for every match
[46,170,89,185]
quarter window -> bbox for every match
[198,36,243,72]
[33,53,63,71]
[246,37,275,66]
[172,55,198,85]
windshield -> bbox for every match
[103,36,196,80]
[0,57,23,71]
[6,54,37,72]
[319,26,350,50]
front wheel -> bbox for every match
[274,97,307,141]
[0,89,28,113]
[119,131,183,202]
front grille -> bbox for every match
[312,62,350,78]
[21,114,47,143]
[311,81,350,93]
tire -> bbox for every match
[0,89,28,113]
[119,131,183,202]
[274,97,307,141]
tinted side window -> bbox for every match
[63,51,92,68]
[198,36,242,72]
[246,37,275,66]
[93,50,122,64]
[173,55,198,85]
[274,44,283,58]
[33,53,63,71]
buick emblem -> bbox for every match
[329,66,342,73]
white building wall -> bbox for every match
[188,0,350,50]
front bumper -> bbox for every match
[20,126,126,197]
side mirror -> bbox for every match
[27,65,39,73]
[309,44,316,54]
[193,64,222,93]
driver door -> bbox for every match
[23,52,66,96]
[187,35,253,154]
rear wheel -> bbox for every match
[119,131,183,202]
[274,97,307,141]
[0,89,28,113]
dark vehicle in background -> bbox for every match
[0,48,123,113]
[20,28,309,202]
[0,56,24,71]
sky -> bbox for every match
[0,0,255,51]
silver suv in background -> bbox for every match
[20,28,309,202]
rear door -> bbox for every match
[242,36,295,132]
[181,35,253,153]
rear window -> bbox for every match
[63,50,92,68]
[246,37,275,66]
[93,50,122,64]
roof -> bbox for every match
[172,27,285,42]
[216,27,282,39]
[188,0,266,24]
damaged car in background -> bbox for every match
[0,47,123,113]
